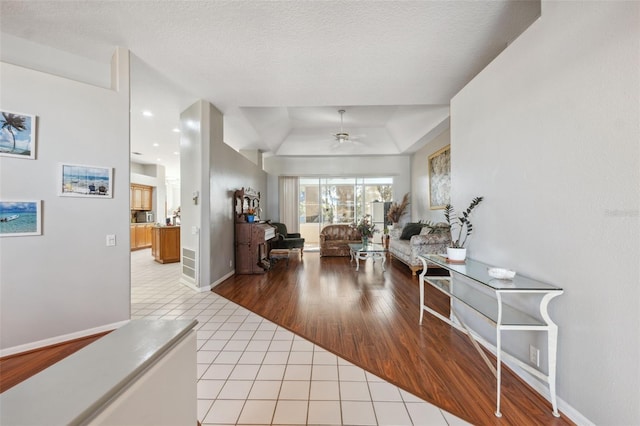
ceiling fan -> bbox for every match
[331,109,363,147]
[333,109,350,144]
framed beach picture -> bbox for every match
[0,110,37,159]
[59,163,113,198]
[0,200,42,237]
[428,145,451,210]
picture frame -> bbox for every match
[0,110,37,159]
[59,163,113,198]
[0,200,42,237]
[428,145,451,210]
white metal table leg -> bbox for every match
[495,292,503,417]
[541,292,562,417]
[418,258,427,324]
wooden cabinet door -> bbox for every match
[144,224,153,247]
[131,186,143,210]
[130,225,136,250]
[141,187,152,211]
[135,225,146,248]
[151,227,159,259]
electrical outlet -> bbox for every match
[529,345,540,367]
[229,260,233,267]
[106,234,116,246]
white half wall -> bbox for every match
[0,49,131,353]
[450,2,639,424]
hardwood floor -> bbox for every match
[0,332,108,393]
[213,252,574,426]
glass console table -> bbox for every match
[418,254,564,418]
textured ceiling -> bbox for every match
[0,1,540,178]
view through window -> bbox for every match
[299,177,393,246]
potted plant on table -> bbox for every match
[444,196,484,261]
[353,214,377,247]
[246,208,256,223]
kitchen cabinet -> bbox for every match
[152,226,180,263]
[130,224,153,250]
[130,184,152,211]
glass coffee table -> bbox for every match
[348,243,388,271]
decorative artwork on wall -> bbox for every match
[59,163,113,198]
[0,110,37,159]
[0,200,42,237]
[428,145,451,210]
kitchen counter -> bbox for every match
[151,225,181,263]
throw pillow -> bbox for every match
[400,223,423,240]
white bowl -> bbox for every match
[488,267,516,280]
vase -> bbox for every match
[446,247,467,262]
[246,215,255,223]
[362,236,369,247]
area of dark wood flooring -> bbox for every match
[0,332,108,393]
[213,252,574,426]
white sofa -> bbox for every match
[388,223,451,275]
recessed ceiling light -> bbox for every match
[142,110,153,117]
[172,128,180,133]
[153,143,159,147]
[156,158,162,162]
[173,151,179,155]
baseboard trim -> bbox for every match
[467,329,594,426]
[179,278,202,292]
[211,270,234,289]
[178,270,234,293]
[0,320,130,358]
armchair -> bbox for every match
[319,224,361,257]
[270,222,305,254]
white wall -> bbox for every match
[180,100,268,289]
[211,110,268,285]
[179,101,205,287]
[0,49,131,354]
[411,128,450,223]
[450,2,639,424]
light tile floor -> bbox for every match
[131,249,472,426]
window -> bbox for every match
[299,176,392,226]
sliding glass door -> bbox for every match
[298,176,393,246]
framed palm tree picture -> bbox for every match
[0,110,36,159]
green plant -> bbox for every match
[353,214,377,238]
[444,196,484,248]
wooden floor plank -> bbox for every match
[214,252,574,426]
